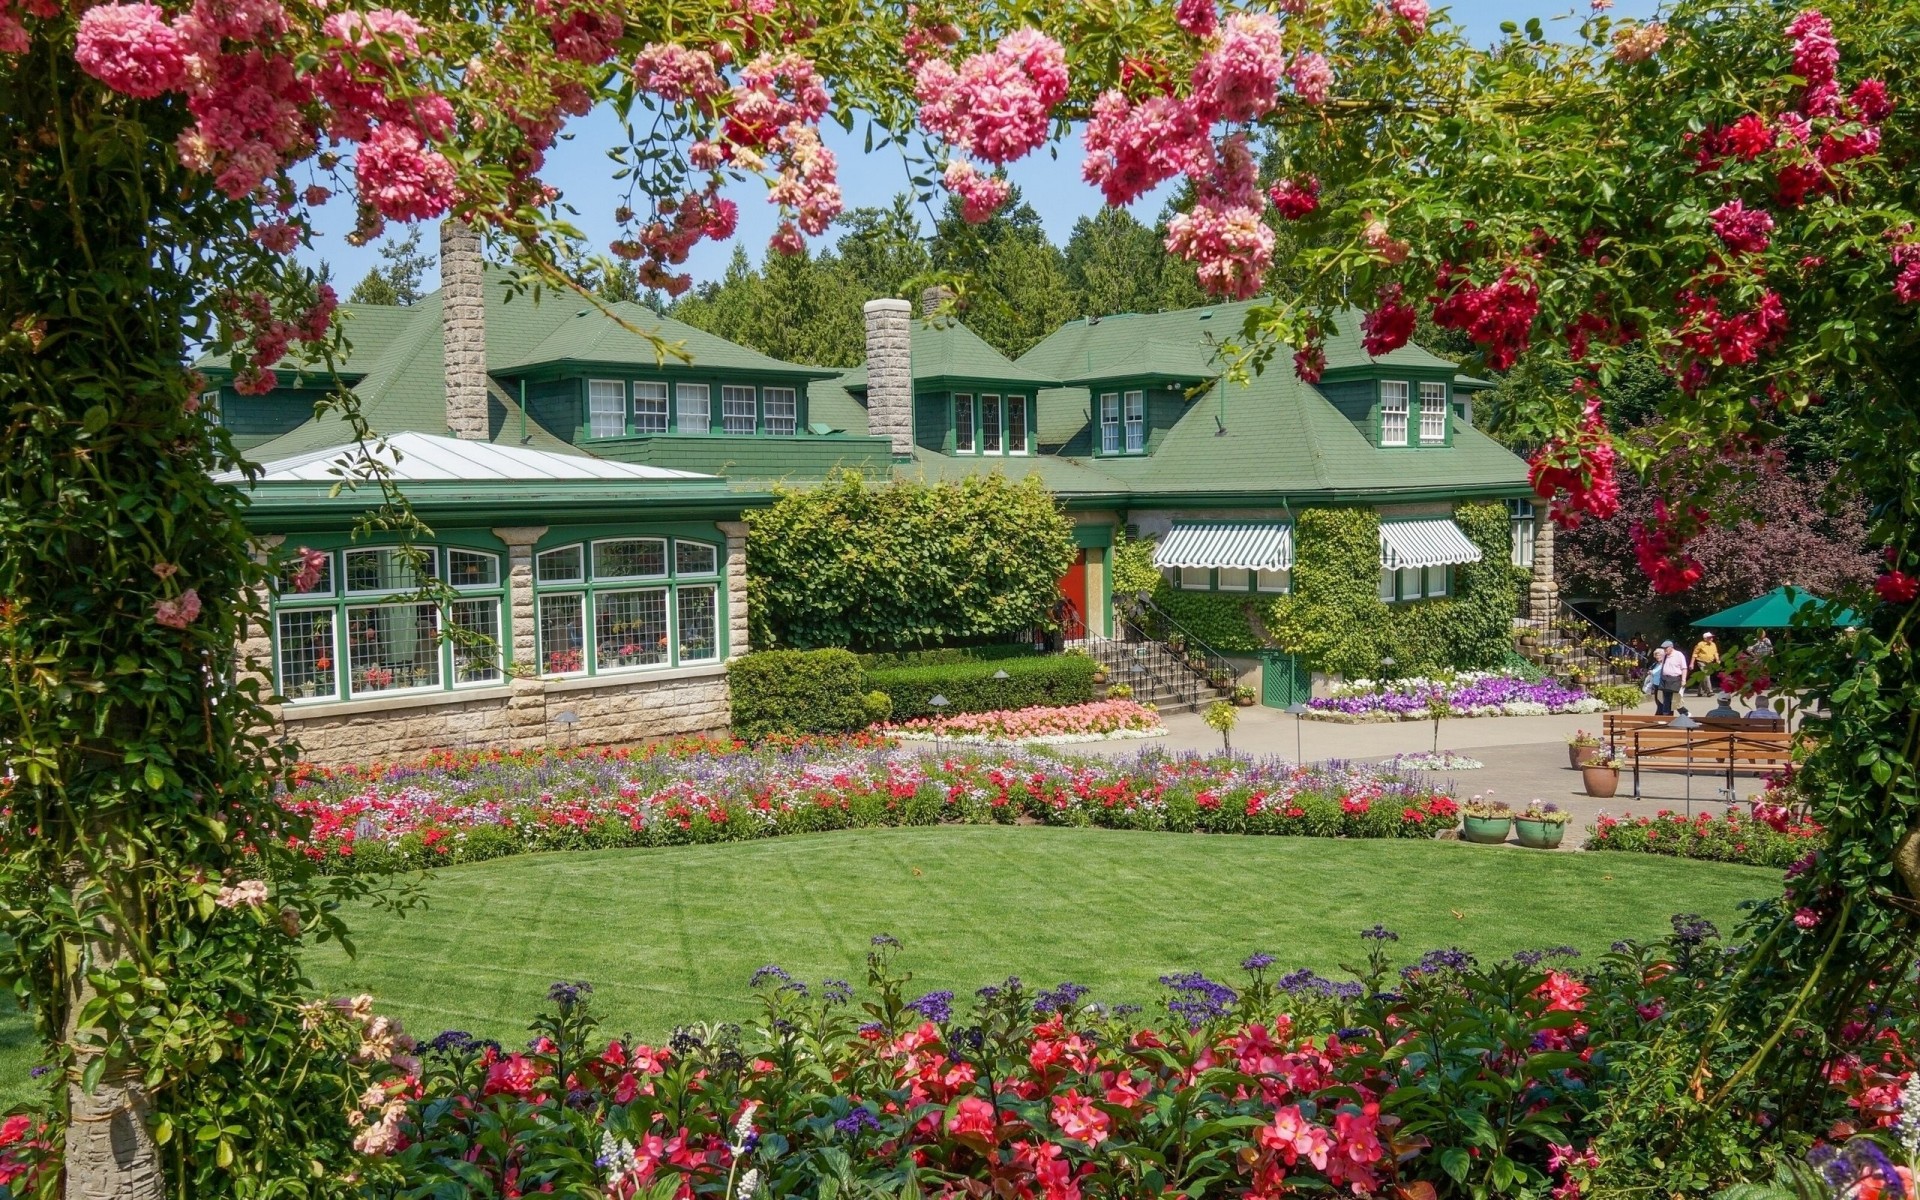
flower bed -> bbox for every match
[1381,751,1485,771]
[877,699,1164,743]
[1307,672,1604,721]
[1586,805,1824,868]
[279,741,1462,874]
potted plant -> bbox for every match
[1091,664,1109,685]
[1166,633,1186,654]
[1233,684,1256,707]
[1582,746,1627,797]
[1461,797,1513,844]
[1514,802,1572,849]
[1209,666,1233,688]
[1106,683,1134,700]
[1567,729,1604,769]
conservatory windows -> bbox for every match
[533,535,725,676]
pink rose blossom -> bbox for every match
[354,122,457,222]
[1174,0,1218,38]
[1361,286,1417,356]
[0,14,29,55]
[1165,201,1274,301]
[1080,89,1212,206]
[915,28,1067,165]
[1191,12,1285,123]
[1288,51,1333,106]
[1710,199,1773,254]
[75,4,188,99]
[154,589,203,630]
[1391,0,1429,35]
[1610,21,1666,64]
[1792,906,1820,929]
[943,161,1012,224]
[216,879,271,908]
[250,220,300,253]
[1268,174,1320,219]
[1786,10,1837,93]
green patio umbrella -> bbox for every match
[1690,585,1863,629]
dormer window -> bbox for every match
[955,394,976,453]
[1380,381,1410,447]
[1009,398,1029,454]
[633,381,669,434]
[1419,381,1448,443]
[721,385,756,434]
[1124,390,1145,452]
[764,387,798,436]
[1100,394,1121,453]
[982,395,1003,453]
[588,379,626,438]
[677,383,710,432]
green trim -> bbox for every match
[1162,564,1294,596]
[1378,563,1454,604]
[530,524,730,672]
[505,355,840,383]
[577,373,812,440]
[1070,523,1114,549]
[944,389,1035,459]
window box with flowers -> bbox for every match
[532,532,726,680]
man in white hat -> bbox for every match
[1691,631,1721,696]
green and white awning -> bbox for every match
[1379,519,1483,570]
[1153,522,1293,572]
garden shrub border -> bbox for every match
[727,649,881,740]
[866,653,1098,720]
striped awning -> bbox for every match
[1153,522,1294,572]
[1379,519,1484,570]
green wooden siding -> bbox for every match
[219,387,329,450]
[523,377,581,443]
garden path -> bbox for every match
[1065,697,1761,849]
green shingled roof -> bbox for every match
[497,300,841,379]
[842,317,1060,392]
[899,450,1129,500]
[1058,338,1220,386]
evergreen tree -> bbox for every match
[346,226,432,306]
[930,187,1076,359]
[835,196,932,301]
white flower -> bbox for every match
[730,1100,759,1152]
[1900,1072,1920,1159]
[736,1168,760,1200]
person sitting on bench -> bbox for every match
[1704,693,1742,718]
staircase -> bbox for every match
[1513,600,1642,687]
[1065,598,1241,715]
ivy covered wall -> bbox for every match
[1137,502,1516,677]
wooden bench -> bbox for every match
[1599,713,1794,801]
[1602,712,1785,742]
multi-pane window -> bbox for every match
[273,544,504,702]
[1508,499,1536,568]
[1124,391,1146,453]
[1161,566,1292,595]
[633,381,670,434]
[955,394,975,453]
[722,385,757,434]
[1419,381,1448,443]
[763,387,797,436]
[532,535,726,675]
[200,390,223,423]
[1100,394,1121,454]
[677,383,711,432]
[588,379,627,438]
[1380,381,1410,447]
[1217,567,1250,590]
[1256,569,1291,594]
[1178,566,1210,590]
[982,395,1003,454]
[1008,397,1029,454]
[1380,565,1451,603]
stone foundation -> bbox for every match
[276,667,730,766]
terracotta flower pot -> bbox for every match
[1514,818,1567,849]
[1582,765,1620,798]
[1461,815,1512,844]
[1568,744,1603,769]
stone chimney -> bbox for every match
[862,297,913,457]
[440,217,489,440]
[919,284,953,318]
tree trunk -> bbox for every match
[62,909,163,1200]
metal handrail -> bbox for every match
[1515,598,1636,677]
[1118,592,1242,696]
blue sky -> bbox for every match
[298,0,1652,296]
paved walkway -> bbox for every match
[1063,699,1763,849]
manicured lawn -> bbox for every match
[295,826,1770,1048]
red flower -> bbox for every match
[1360,286,1417,356]
[1528,391,1621,528]
[1875,570,1919,604]
[1430,262,1539,369]
[1267,174,1320,220]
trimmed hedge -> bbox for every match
[858,643,1040,669]
[866,653,1099,719]
[727,649,884,740]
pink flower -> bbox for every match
[1050,1089,1110,1145]
[0,14,29,56]
[1850,78,1893,123]
[75,3,188,99]
[1720,114,1777,161]
[1259,1105,1333,1170]
[769,220,805,256]
[1268,175,1320,220]
[1874,570,1919,604]
[1288,51,1333,106]
[354,123,457,222]
[1174,0,1218,38]
[1166,201,1273,300]
[943,161,1012,224]
[1610,21,1666,64]
[1710,200,1773,255]
[216,879,270,908]
[1191,12,1286,123]
[1080,90,1212,207]
[1792,906,1820,929]
[916,28,1067,165]
[1360,286,1416,356]
[1786,10,1837,94]
[154,588,203,630]
[250,220,300,254]
[948,1095,996,1138]
[1430,262,1538,370]
[1362,216,1408,263]
[632,42,724,108]
[1390,0,1429,35]
[1292,339,1326,383]
[290,547,329,593]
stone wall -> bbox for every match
[279,668,730,766]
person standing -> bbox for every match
[1654,640,1688,716]
[1747,630,1774,663]
[1691,631,1721,695]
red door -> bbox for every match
[1056,551,1087,634]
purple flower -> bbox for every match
[1241,952,1276,972]
[1401,948,1476,980]
[1160,971,1238,1027]
[750,964,793,988]
[835,1106,882,1136]
[821,979,853,1006]
[907,989,954,1023]
[547,980,592,1009]
[1034,982,1090,1014]
[1360,924,1399,942]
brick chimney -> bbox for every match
[440,217,489,440]
[862,297,913,457]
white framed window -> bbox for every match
[1218,567,1250,591]
[201,390,223,424]
[1008,397,1029,454]
[676,382,711,432]
[1124,390,1145,452]
[982,395,1003,454]
[275,609,337,702]
[1178,566,1210,590]
[633,381,669,434]
[536,544,585,584]
[1398,565,1421,599]
[1509,499,1536,568]
[278,550,334,597]
[1379,568,1398,602]
[450,598,503,685]
[763,387,797,436]
[675,541,718,576]
[722,385,756,434]
[595,587,670,670]
[1256,568,1291,594]
[1419,381,1448,443]
[344,546,435,594]
[1100,393,1121,454]
[588,379,627,438]
[676,585,720,663]
[446,548,499,588]
[954,394,975,453]
[1426,565,1449,598]
[538,593,587,675]
[592,537,668,580]
[1380,381,1410,446]
[346,601,441,696]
